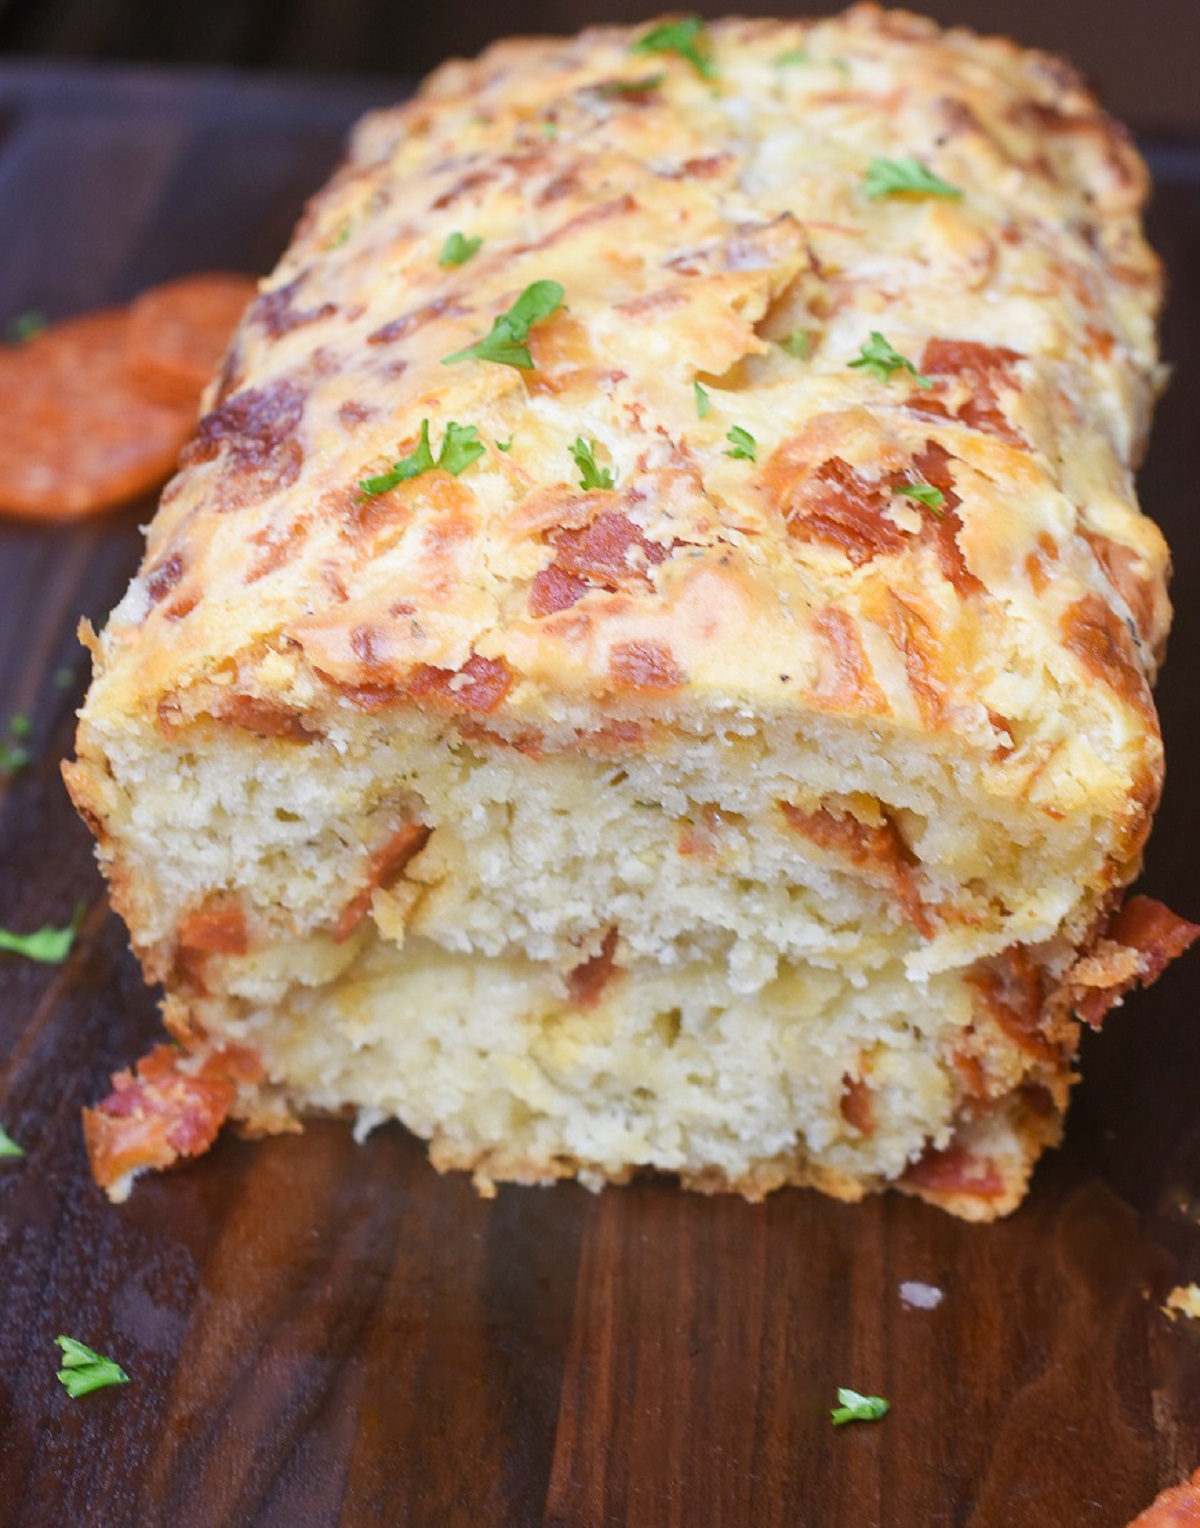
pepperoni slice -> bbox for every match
[125,272,258,405]
[0,309,194,520]
[83,1042,263,1199]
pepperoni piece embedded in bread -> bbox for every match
[0,308,194,520]
[125,272,258,406]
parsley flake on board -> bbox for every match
[694,380,711,418]
[55,1337,130,1400]
[359,420,486,496]
[7,311,46,344]
[569,438,616,490]
[0,1125,24,1159]
[439,231,483,268]
[442,279,565,370]
[863,155,961,201]
[495,436,514,452]
[894,481,945,516]
[630,17,717,81]
[0,737,29,776]
[849,331,931,388]
[3,715,38,775]
[724,426,757,462]
[782,330,811,359]
[831,1388,890,1426]
[0,906,83,964]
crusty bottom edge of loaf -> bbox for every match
[419,1092,1064,1222]
[87,1053,1062,1222]
[81,918,1090,1221]
[79,887,1200,1219]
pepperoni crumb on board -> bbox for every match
[126,273,259,406]
[0,272,256,521]
[1126,1469,1200,1526]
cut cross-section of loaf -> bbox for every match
[66,6,1198,1217]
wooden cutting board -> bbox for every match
[0,63,1198,1528]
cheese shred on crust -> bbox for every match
[67,7,1197,1215]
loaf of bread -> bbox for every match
[67,6,1197,1217]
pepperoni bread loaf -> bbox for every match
[66,7,1197,1215]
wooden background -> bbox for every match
[3,0,1200,135]
[0,55,1199,1528]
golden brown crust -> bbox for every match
[423,1083,1052,1220]
[83,6,1166,790]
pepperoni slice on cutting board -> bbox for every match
[0,309,195,520]
[125,272,258,406]
[0,272,256,521]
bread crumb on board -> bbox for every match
[1163,1284,1200,1321]
[899,1281,944,1310]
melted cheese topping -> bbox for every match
[88,4,1167,825]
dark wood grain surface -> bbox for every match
[5,0,1200,136]
[0,63,1199,1528]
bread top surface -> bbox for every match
[84,6,1167,809]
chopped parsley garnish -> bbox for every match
[776,47,811,67]
[569,437,616,490]
[724,426,757,462]
[442,279,565,370]
[7,310,46,344]
[864,155,961,201]
[539,120,559,139]
[0,718,30,775]
[495,436,514,452]
[849,331,931,388]
[0,906,83,964]
[694,380,711,418]
[437,422,487,475]
[630,17,716,81]
[0,713,30,772]
[330,219,354,249]
[439,231,483,268]
[895,481,945,516]
[598,72,667,97]
[359,420,486,496]
[55,1337,130,1399]
[831,1388,890,1426]
[782,329,811,359]
[0,1124,24,1159]
[358,423,433,494]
